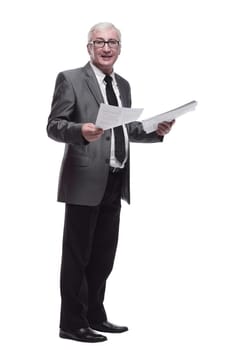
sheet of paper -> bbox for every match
[142,100,198,134]
[95,103,144,130]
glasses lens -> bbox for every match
[94,40,104,47]
[108,40,118,48]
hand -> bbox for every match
[156,120,175,136]
[81,123,104,142]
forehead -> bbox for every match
[91,28,119,40]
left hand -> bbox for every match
[156,120,175,136]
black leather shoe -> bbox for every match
[59,327,107,342]
[90,321,128,333]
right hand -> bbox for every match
[81,123,104,142]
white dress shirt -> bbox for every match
[90,62,129,168]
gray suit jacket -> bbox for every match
[47,62,163,206]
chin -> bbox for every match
[100,63,113,72]
[100,59,113,66]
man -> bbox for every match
[47,22,174,343]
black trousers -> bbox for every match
[59,171,123,331]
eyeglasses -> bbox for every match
[89,39,120,49]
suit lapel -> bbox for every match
[83,63,104,105]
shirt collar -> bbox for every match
[90,62,117,86]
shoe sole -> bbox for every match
[59,330,107,343]
[91,326,128,333]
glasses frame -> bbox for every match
[89,40,120,49]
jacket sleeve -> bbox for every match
[47,72,87,145]
[127,121,163,143]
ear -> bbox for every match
[87,43,92,56]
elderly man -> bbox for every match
[47,22,174,343]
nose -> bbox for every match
[102,42,111,51]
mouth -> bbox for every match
[101,55,112,59]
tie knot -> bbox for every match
[104,75,113,84]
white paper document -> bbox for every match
[95,103,144,130]
[142,100,198,134]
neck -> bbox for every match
[91,62,113,75]
[102,68,113,75]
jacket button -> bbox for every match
[105,159,110,164]
[106,136,110,141]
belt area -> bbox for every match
[109,166,124,174]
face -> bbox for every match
[87,28,121,74]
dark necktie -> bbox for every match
[104,75,126,164]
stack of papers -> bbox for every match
[95,103,143,130]
[141,100,197,133]
[95,100,198,133]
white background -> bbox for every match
[1,0,233,349]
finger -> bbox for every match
[88,126,103,134]
[89,130,103,137]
